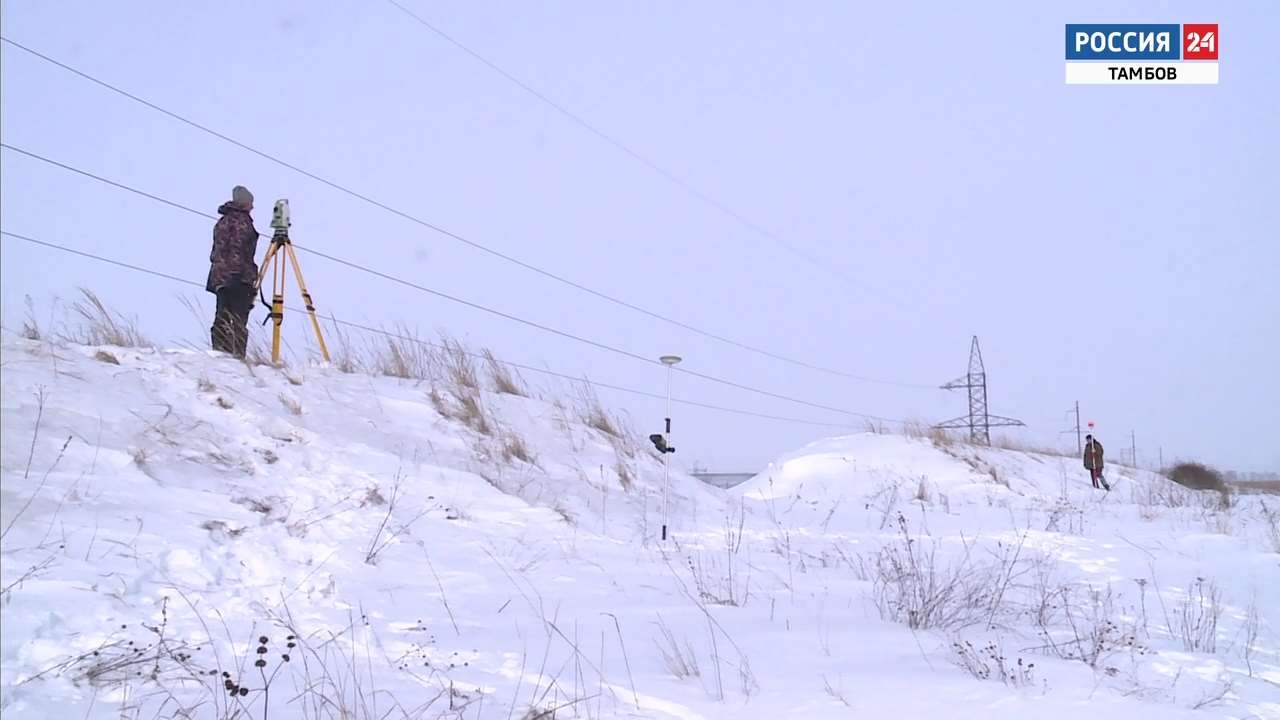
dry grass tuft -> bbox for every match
[484,348,529,396]
[367,326,432,380]
[575,382,623,439]
[615,458,635,491]
[93,350,120,365]
[456,391,492,436]
[428,386,449,416]
[440,337,480,391]
[903,419,952,445]
[243,329,275,367]
[501,429,534,464]
[61,288,151,348]
[279,393,303,416]
[327,318,363,373]
[21,295,43,340]
[988,435,1071,457]
[863,419,892,435]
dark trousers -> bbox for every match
[211,283,254,358]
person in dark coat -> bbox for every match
[206,186,260,358]
[1083,434,1109,490]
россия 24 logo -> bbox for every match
[1065,23,1218,85]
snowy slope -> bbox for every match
[2,337,1277,719]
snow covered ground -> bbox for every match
[2,337,1277,719]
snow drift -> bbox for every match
[2,337,1277,719]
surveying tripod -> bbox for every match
[255,199,330,365]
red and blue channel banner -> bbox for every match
[1065,24,1218,84]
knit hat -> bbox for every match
[232,185,254,207]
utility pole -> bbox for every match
[1159,446,1164,472]
[1131,430,1137,468]
[935,336,1023,444]
[1074,401,1082,455]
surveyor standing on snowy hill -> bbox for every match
[206,185,260,359]
[1084,434,1109,490]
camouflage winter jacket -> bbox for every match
[205,203,260,293]
[1084,440,1104,470]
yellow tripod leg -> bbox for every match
[284,243,331,362]
[271,242,286,365]
[256,239,281,292]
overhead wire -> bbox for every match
[0,142,915,424]
[0,229,885,430]
[0,35,932,390]
[382,0,913,311]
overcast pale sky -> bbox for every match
[2,1,1276,473]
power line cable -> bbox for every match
[0,35,929,390]
[0,142,916,422]
[0,229,884,430]
[382,0,909,309]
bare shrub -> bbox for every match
[687,508,749,607]
[872,513,1025,630]
[1261,501,1280,553]
[60,288,151,348]
[1133,474,1232,514]
[1032,583,1147,669]
[1203,508,1233,535]
[1167,462,1227,492]
[862,419,891,435]
[1174,577,1222,653]
[1240,597,1260,676]
[484,348,528,396]
[365,473,429,565]
[951,637,1036,687]
[41,602,442,720]
[867,480,902,530]
[1043,497,1085,535]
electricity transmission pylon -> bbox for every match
[935,336,1024,444]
